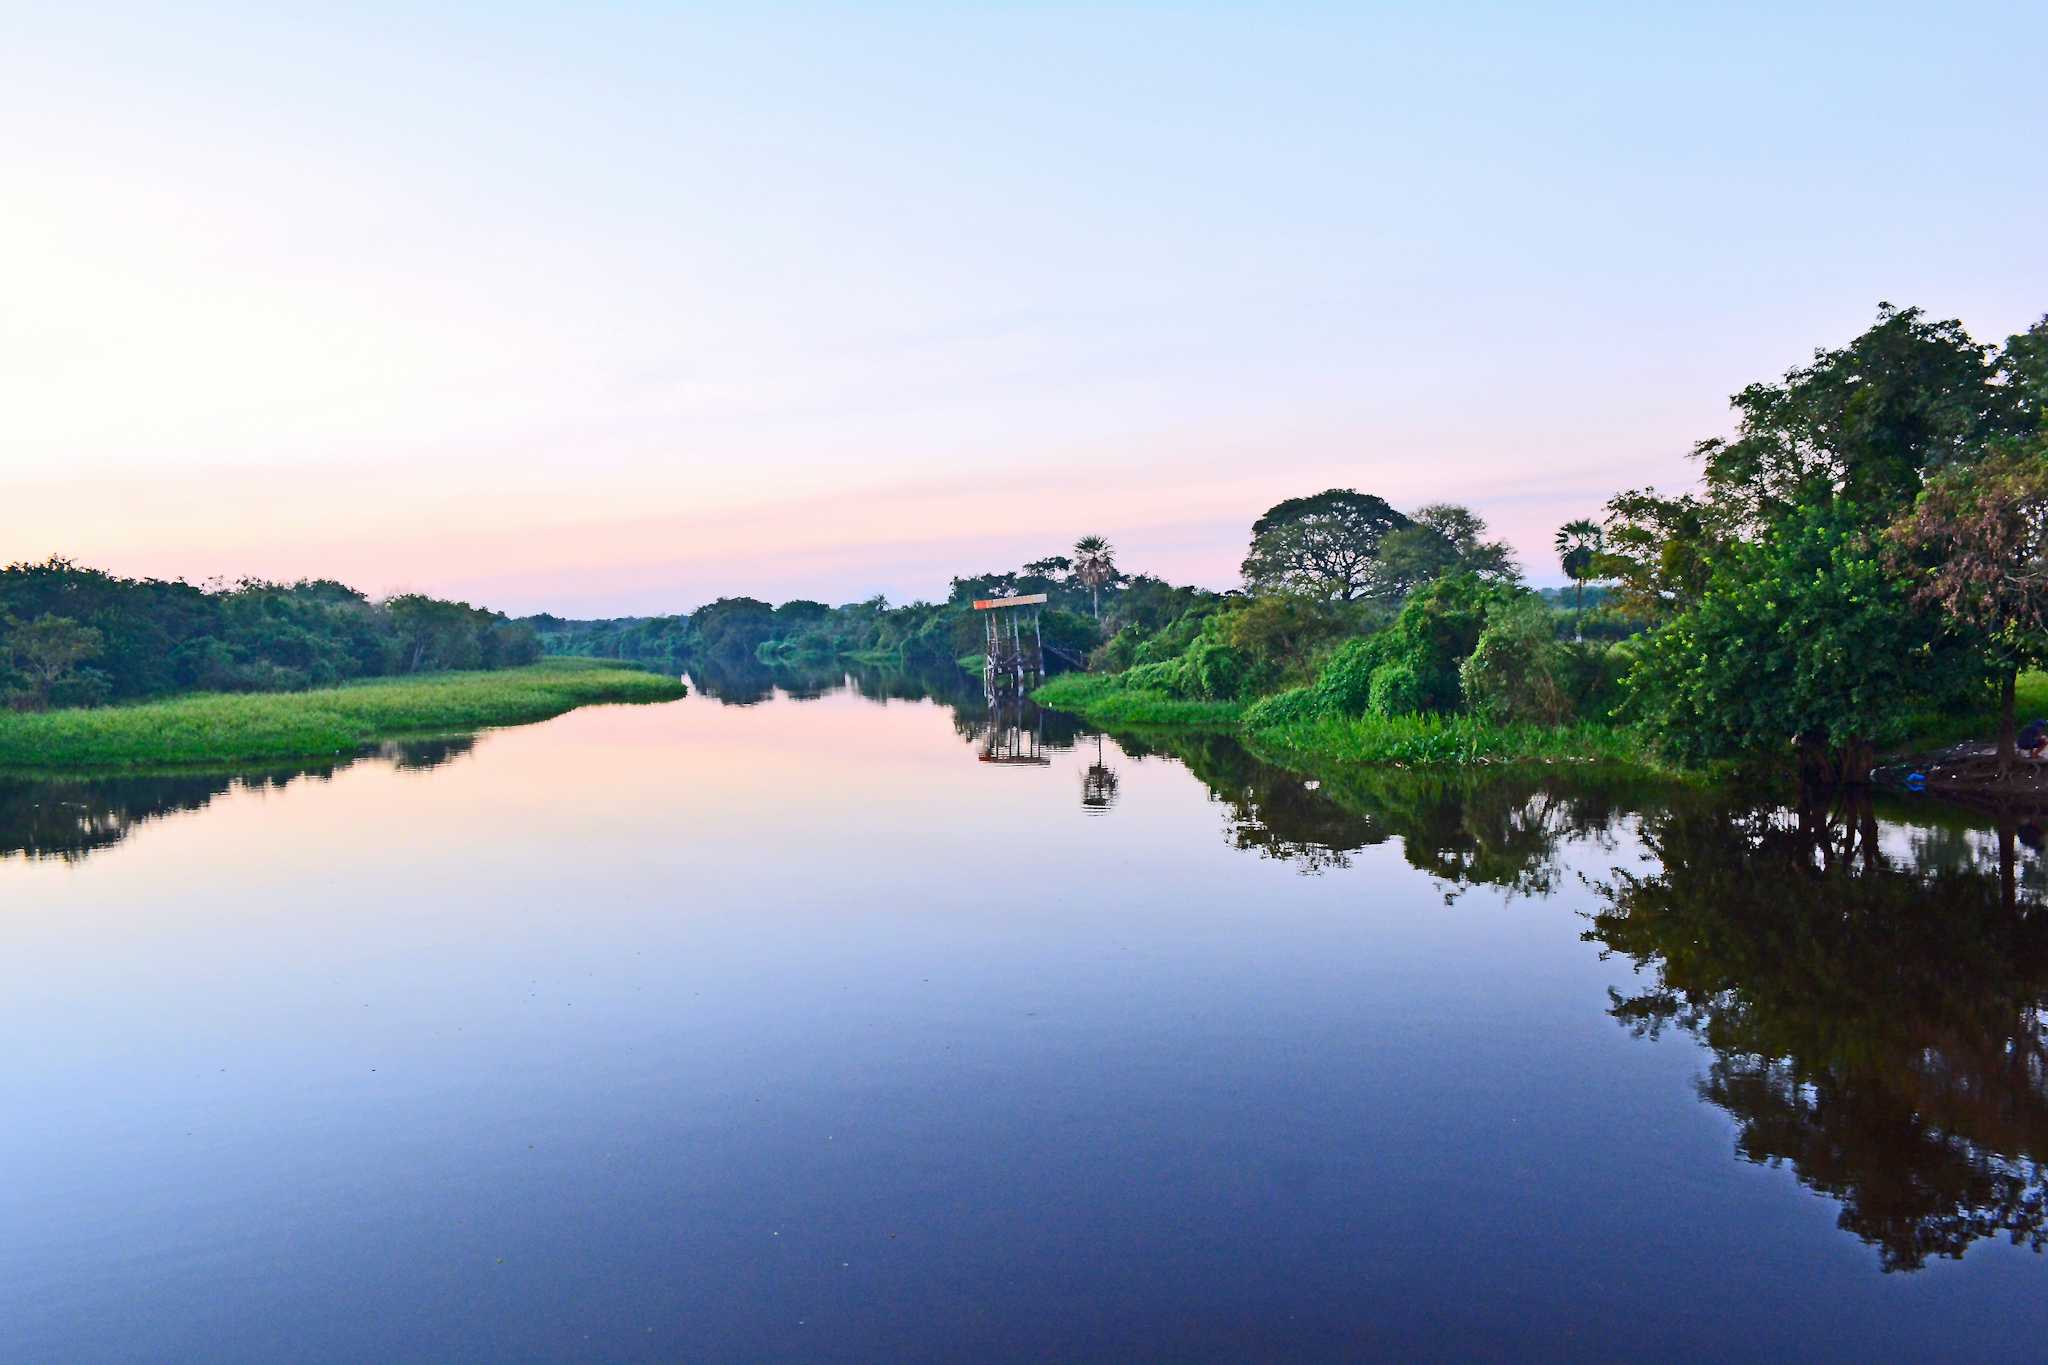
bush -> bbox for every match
[1368,661,1427,716]
[1460,597,1573,725]
[1242,684,1326,728]
[1122,659,1188,694]
[1312,636,1391,716]
[1182,634,1258,700]
[1090,624,1145,673]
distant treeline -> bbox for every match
[1,559,539,711]
[522,565,1223,674]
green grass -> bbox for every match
[0,659,687,772]
[1247,709,1649,769]
[1031,673,1246,729]
[1894,670,2048,754]
[1034,671,1657,770]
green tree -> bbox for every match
[7,614,106,708]
[1887,443,2048,776]
[1553,517,1604,637]
[1240,489,1411,601]
[1377,504,1518,599]
[1695,302,2013,532]
[1071,535,1117,620]
[1626,507,1978,779]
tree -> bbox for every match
[1694,303,2012,533]
[1626,507,1979,780]
[7,614,105,708]
[1071,536,1117,619]
[1886,443,2048,776]
[1240,489,1411,601]
[1376,504,1518,600]
[1553,518,1604,638]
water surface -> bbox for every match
[4,667,2045,1360]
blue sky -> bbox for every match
[4,2,2043,613]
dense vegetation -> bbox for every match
[0,659,683,771]
[18,301,2040,790]
[0,559,541,710]
[1036,303,2048,783]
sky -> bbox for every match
[5,2,2045,616]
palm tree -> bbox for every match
[1554,519,1604,640]
[1072,535,1116,620]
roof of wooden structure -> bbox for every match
[971,593,1049,611]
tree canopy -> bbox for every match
[1240,489,1412,600]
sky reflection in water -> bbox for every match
[2,666,2045,1361]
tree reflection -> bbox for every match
[1586,792,2048,1272]
[0,737,475,865]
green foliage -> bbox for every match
[1247,707,1643,769]
[1460,596,1574,725]
[1240,488,1411,600]
[0,559,539,711]
[1357,572,1513,714]
[1312,636,1389,715]
[0,660,686,771]
[1367,661,1427,717]
[1029,672,1242,729]
[1626,507,1981,766]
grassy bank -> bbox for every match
[1033,672,1647,769]
[0,659,687,772]
[1248,710,1646,768]
[1031,673,1246,730]
[1896,671,2048,754]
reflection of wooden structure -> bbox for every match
[1081,734,1120,815]
[979,700,1050,766]
[973,592,1046,699]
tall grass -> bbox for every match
[1247,709,1647,769]
[0,659,686,771]
[1035,671,1655,769]
[1031,673,1245,729]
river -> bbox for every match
[4,665,2045,1360]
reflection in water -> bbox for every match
[0,737,476,863]
[1085,723,2048,1272]
[1585,792,2048,1272]
[14,659,2048,1284]
[980,700,1050,767]
[1080,735,1120,816]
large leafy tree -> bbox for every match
[1627,507,1980,779]
[1887,443,2048,775]
[1695,302,2014,531]
[1240,489,1411,601]
[1375,503,1518,599]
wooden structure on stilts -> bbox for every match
[973,593,1047,701]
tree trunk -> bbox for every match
[1091,585,1099,620]
[1573,578,1584,642]
[1998,664,2018,781]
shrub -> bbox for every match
[1312,636,1391,715]
[1242,684,1326,728]
[1460,596,1573,725]
[1182,634,1256,700]
[1368,661,1426,716]
[1122,659,1188,695]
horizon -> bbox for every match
[7,3,2045,616]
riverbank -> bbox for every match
[0,660,687,772]
[1032,672,1644,768]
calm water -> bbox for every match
[5,667,2046,1361]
